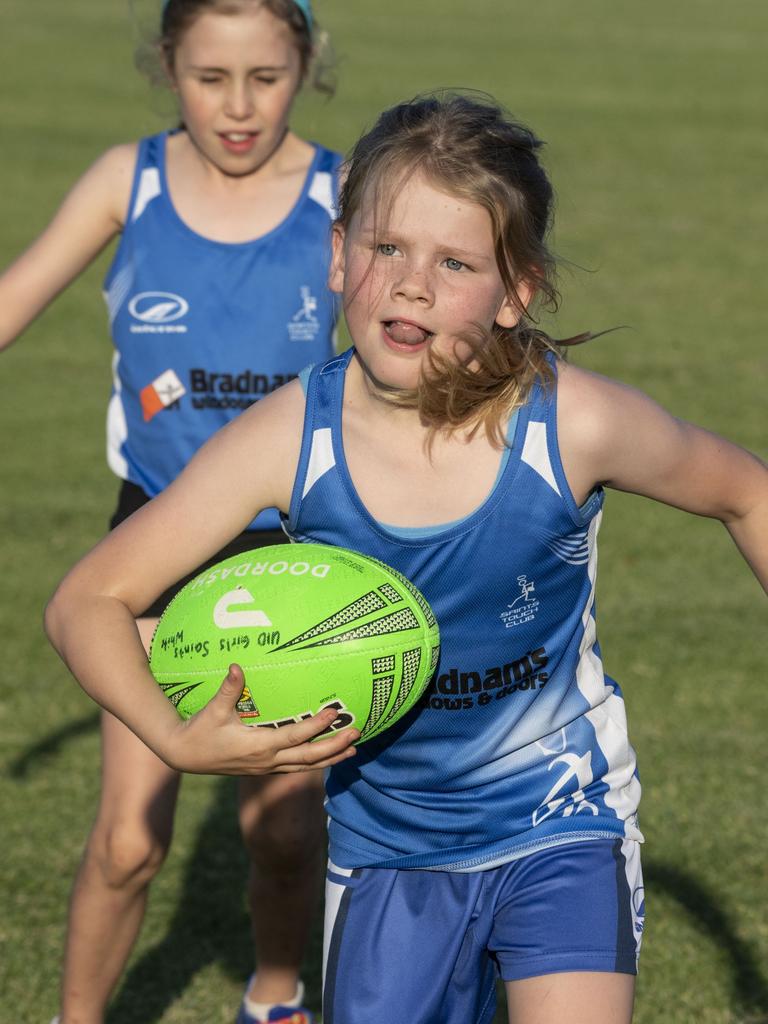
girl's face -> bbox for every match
[169,3,304,176]
[330,171,526,395]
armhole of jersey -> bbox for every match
[546,359,604,526]
[102,138,149,294]
[286,362,323,528]
[128,135,162,224]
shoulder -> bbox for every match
[200,378,307,509]
[72,142,140,228]
[555,358,672,501]
[84,143,139,189]
[555,358,655,445]
[221,377,307,450]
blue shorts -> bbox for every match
[323,838,644,1024]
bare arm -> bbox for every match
[0,144,135,351]
[44,381,359,773]
[557,361,768,591]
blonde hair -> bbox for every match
[337,93,572,445]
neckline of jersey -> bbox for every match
[329,349,531,546]
[156,130,324,250]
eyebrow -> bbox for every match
[188,63,291,73]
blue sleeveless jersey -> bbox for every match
[103,132,341,530]
[285,350,643,870]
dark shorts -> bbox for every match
[323,838,644,1024]
[109,479,287,619]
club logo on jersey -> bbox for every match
[128,292,189,333]
[287,286,320,341]
[140,369,186,421]
[500,575,541,629]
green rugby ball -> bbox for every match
[149,543,440,743]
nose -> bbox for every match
[224,79,255,120]
[391,262,434,306]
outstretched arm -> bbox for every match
[557,361,768,591]
[0,144,135,351]
[44,381,359,774]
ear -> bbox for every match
[160,44,178,92]
[328,224,346,295]
[495,279,536,329]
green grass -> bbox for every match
[1,1,766,1022]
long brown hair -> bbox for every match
[337,92,574,445]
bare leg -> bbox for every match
[505,972,635,1024]
[59,618,180,1024]
[238,770,326,1006]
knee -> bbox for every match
[240,782,326,872]
[85,819,172,891]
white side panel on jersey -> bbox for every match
[576,513,643,839]
[131,167,161,223]
[308,171,336,219]
[622,837,645,963]
[106,351,129,479]
[323,860,353,984]
[521,420,561,496]
[302,427,336,498]
[103,265,134,325]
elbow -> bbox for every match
[44,581,69,655]
[44,570,86,656]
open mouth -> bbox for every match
[382,320,434,346]
[219,132,259,151]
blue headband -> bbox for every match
[162,1,313,33]
[293,0,313,32]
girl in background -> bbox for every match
[44,92,767,1023]
[0,2,339,1022]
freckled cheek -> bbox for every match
[450,285,506,331]
[343,261,391,316]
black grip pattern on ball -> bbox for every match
[361,673,395,736]
[300,608,421,649]
[273,590,388,651]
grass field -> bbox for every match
[1,1,766,1022]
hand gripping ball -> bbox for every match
[149,543,440,743]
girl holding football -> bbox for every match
[45,92,768,1023]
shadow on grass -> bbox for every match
[7,711,100,778]
[644,862,768,1022]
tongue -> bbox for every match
[387,321,429,345]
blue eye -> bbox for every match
[377,243,398,256]
[444,257,466,272]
